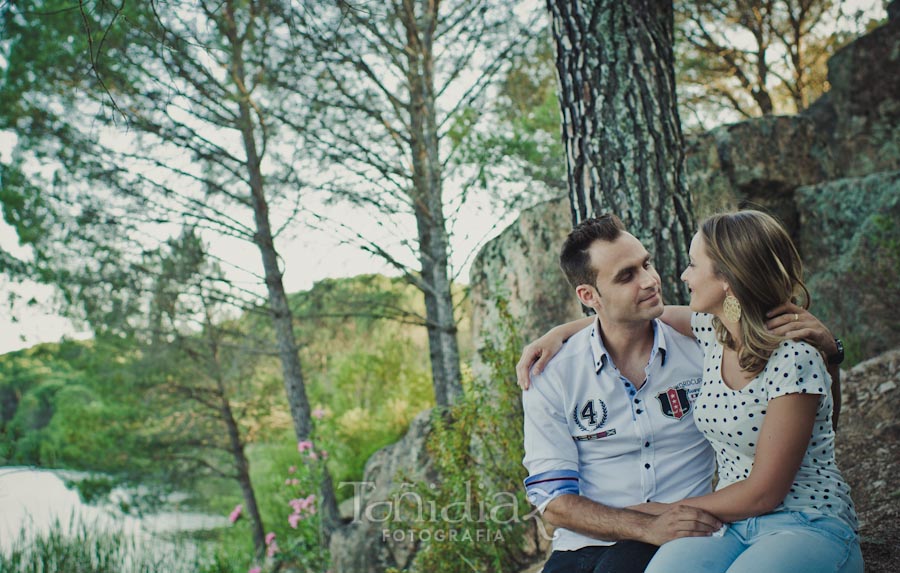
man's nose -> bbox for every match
[639,268,657,288]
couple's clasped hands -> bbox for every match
[630,502,723,545]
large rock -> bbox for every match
[812,14,900,178]
[796,171,900,360]
[329,410,436,573]
[469,196,583,378]
[685,14,900,237]
[686,115,830,228]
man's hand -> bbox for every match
[641,505,723,546]
[766,302,838,357]
[516,333,566,390]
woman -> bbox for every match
[521,210,862,573]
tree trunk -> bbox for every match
[403,0,464,408]
[205,320,267,555]
[226,6,340,534]
[547,0,694,304]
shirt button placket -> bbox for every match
[638,375,655,501]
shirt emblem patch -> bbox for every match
[657,388,692,420]
[573,398,608,432]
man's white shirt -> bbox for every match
[522,318,715,551]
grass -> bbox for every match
[0,516,203,573]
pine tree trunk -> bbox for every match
[241,115,341,535]
[548,0,694,304]
[227,16,341,534]
[404,0,464,408]
[201,310,267,555]
[217,373,267,555]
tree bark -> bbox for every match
[547,0,694,304]
[403,0,464,408]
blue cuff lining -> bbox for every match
[524,469,580,512]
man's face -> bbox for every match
[580,233,664,324]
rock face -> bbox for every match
[795,172,900,359]
[473,12,900,366]
[469,196,582,378]
[329,410,436,573]
[686,14,900,229]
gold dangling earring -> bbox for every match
[723,292,742,322]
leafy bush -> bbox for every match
[388,299,543,572]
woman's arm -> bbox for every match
[516,316,594,390]
[671,393,819,523]
[659,306,693,338]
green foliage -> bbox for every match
[389,299,537,572]
[313,339,434,501]
[0,517,200,573]
[674,0,886,129]
[451,28,566,210]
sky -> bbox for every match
[0,0,887,355]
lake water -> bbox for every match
[0,467,227,552]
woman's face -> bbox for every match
[681,232,729,315]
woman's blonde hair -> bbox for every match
[700,210,811,373]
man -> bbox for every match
[520,215,841,573]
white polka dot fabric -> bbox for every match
[690,312,858,532]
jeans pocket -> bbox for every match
[791,511,856,544]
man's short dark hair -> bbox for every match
[559,214,626,289]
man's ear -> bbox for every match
[575,284,599,309]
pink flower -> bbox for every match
[265,532,276,545]
[288,512,302,528]
[266,540,280,557]
[228,504,243,524]
[312,407,326,420]
[308,451,318,461]
[248,567,261,573]
[297,440,313,453]
[288,465,297,474]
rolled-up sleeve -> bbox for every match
[522,373,580,512]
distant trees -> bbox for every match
[292,0,537,407]
[676,0,885,126]
[0,0,340,532]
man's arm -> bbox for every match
[543,494,722,546]
[522,370,721,546]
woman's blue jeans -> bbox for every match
[644,511,863,573]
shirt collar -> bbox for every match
[589,317,668,374]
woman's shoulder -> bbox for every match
[690,312,716,344]
[762,339,829,397]
[768,338,821,365]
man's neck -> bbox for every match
[596,316,655,385]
